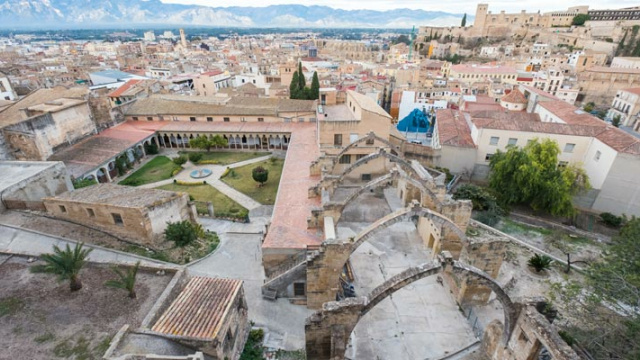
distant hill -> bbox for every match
[0,0,470,29]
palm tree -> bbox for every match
[33,243,92,291]
[105,261,140,299]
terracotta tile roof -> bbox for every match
[107,79,142,98]
[622,87,640,95]
[436,109,475,148]
[464,102,503,112]
[451,64,518,74]
[537,101,605,127]
[595,126,640,155]
[501,89,527,104]
[152,277,243,340]
[262,122,322,249]
[520,85,561,101]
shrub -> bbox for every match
[188,153,203,163]
[558,330,576,346]
[252,166,269,186]
[600,212,624,228]
[475,209,500,227]
[144,142,159,155]
[199,160,220,165]
[72,178,97,189]
[164,220,198,248]
[174,180,205,186]
[528,254,553,272]
[435,166,454,183]
[454,184,499,211]
[172,156,187,166]
[120,178,142,186]
[171,167,182,177]
[220,167,231,178]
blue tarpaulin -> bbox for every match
[397,108,431,133]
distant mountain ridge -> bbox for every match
[0,0,469,29]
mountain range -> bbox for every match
[0,0,469,29]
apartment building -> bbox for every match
[607,88,640,131]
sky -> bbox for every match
[160,0,640,13]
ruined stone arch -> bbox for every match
[334,132,402,164]
[305,259,516,360]
[350,203,466,252]
[336,149,422,185]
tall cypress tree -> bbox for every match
[298,62,306,90]
[310,71,320,100]
[290,71,300,99]
[461,13,467,27]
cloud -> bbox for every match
[161,0,640,13]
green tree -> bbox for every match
[252,166,269,187]
[32,243,92,292]
[550,218,640,359]
[612,114,622,127]
[461,13,467,27]
[298,62,306,90]
[392,34,411,45]
[583,102,595,112]
[105,261,140,299]
[528,254,553,272]
[72,177,97,189]
[189,135,214,152]
[211,134,228,148]
[164,220,198,249]
[290,71,300,99]
[488,139,590,217]
[572,14,590,26]
[310,71,320,100]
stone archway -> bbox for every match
[307,201,467,308]
[305,256,517,360]
[334,131,403,165]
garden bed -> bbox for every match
[221,158,284,205]
[0,257,172,360]
[156,183,248,220]
[119,156,181,186]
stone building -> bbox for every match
[0,86,96,161]
[576,66,640,104]
[43,184,196,246]
[150,277,249,360]
[607,87,640,131]
[0,161,73,212]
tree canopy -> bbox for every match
[461,13,467,27]
[164,220,198,248]
[289,65,319,101]
[33,243,92,292]
[189,135,228,152]
[488,138,590,217]
[550,218,640,359]
[252,166,269,186]
[572,14,591,26]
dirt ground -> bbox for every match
[0,256,172,360]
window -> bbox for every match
[112,213,124,226]
[339,154,351,164]
[564,143,576,153]
[132,116,139,121]
[485,153,494,161]
[189,117,196,122]
[558,161,568,168]
[258,117,264,122]
[361,174,372,181]
[594,150,601,161]
[507,138,518,146]
[298,117,304,122]
[86,208,95,217]
[350,133,359,143]
[356,154,367,160]
[147,117,153,121]
[489,136,499,146]
[223,117,230,122]
[59,205,66,213]
[293,282,306,296]
[365,138,374,145]
[206,117,213,122]
[334,134,343,146]
[202,84,206,88]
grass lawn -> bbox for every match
[179,151,270,165]
[156,183,247,216]
[120,156,180,186]
[222,158,284,205]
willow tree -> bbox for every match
[488,138,590,217]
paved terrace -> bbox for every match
[261,122,322,250]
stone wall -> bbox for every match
[0,161,73,212]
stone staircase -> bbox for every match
[261,250,309,300]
